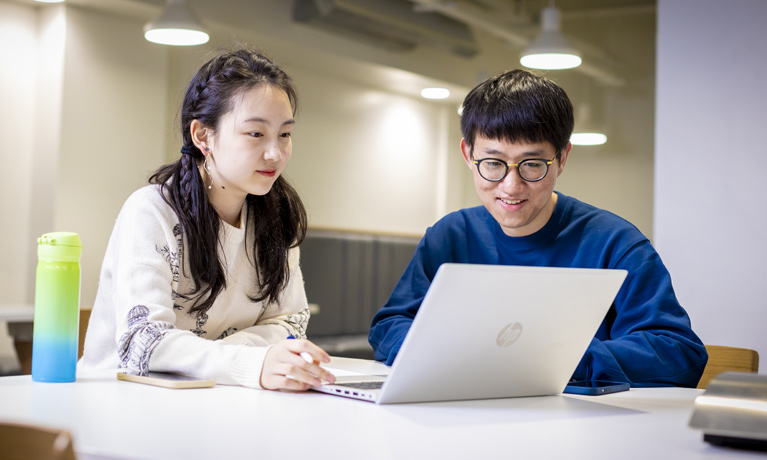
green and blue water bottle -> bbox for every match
[31,232,82,382]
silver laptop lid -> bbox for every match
[376,264,627,404]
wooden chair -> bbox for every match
[0,421,77,460]
[13,309,92,375]
[697,344,760,389]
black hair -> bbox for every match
[460,69,574,160]
[149,46,307,316]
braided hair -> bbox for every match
[149,47,307,316]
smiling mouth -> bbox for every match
[500,198,523,205]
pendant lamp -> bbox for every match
[144,0,209,46]
[520,2,581,70]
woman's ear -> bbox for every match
[190,120,211,154]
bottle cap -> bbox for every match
[37,232,82,262]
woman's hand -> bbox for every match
[260,339,337,390]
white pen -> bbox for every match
[286,352,316,382]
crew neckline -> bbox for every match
[491,191,568,250]
[219,201,247,243]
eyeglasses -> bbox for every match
[472,156,556,182]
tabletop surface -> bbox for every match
[0,357,760,460]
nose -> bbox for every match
[498,167,525,192]
[263,142,282,162]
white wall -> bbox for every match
[655,0,767,364]
[288,67,468,234]
[54,6,168,309]
[0,4,168,370]
[0,2,37,304]
[0,1,39,370]
[558,81,656,239]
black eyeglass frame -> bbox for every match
[471,154,558,183]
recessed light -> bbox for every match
[421,87,450,100]
[571,132,607,146]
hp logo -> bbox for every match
[497,322,523,347]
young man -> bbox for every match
[368,69,707,387]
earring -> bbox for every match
[203,156,213,190]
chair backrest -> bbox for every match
[0,421,77,460]
[697,345,760,389]
[78,308,92,360]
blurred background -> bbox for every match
[0,0,764,372]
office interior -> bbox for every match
[0,0,764,374]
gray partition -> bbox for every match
[300,230,420,358]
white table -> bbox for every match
[0,357,758,460]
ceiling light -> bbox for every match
[520,3,581,70]
[144,0,209,46]
[421,87,450,100]
[571,103,607,146]
[34,0,66,3]
[571,132,607,146]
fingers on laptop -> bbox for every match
[285,339,336,386]
[285,338,332,365]
[261,340,336,390]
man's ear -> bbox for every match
[557,141,572,176]
[460,138,474,169]
[190,120,211,154]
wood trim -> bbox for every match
[697,344,760,389]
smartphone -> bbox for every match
[564,380,630,395]
[117,371,216,389]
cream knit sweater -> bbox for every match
[79,185,310,389]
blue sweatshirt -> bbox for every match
[369,192,707,387]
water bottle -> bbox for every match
[31,232,82,382]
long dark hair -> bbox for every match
[149,47,307,316]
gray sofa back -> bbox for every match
[300,229,420,342]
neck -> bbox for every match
[207,188,245,228]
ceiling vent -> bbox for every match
[292,0,478,58]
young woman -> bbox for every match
[80,47,336,390]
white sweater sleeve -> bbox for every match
[90,186,289,389]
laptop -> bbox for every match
[312,263,627,404]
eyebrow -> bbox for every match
[477,147,547,157]
[241,117,295,127]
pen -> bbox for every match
[286,335,314,363]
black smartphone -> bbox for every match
[564,380,630,395]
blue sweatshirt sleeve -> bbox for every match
[368,232,438,365]
[571,239,708,387]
